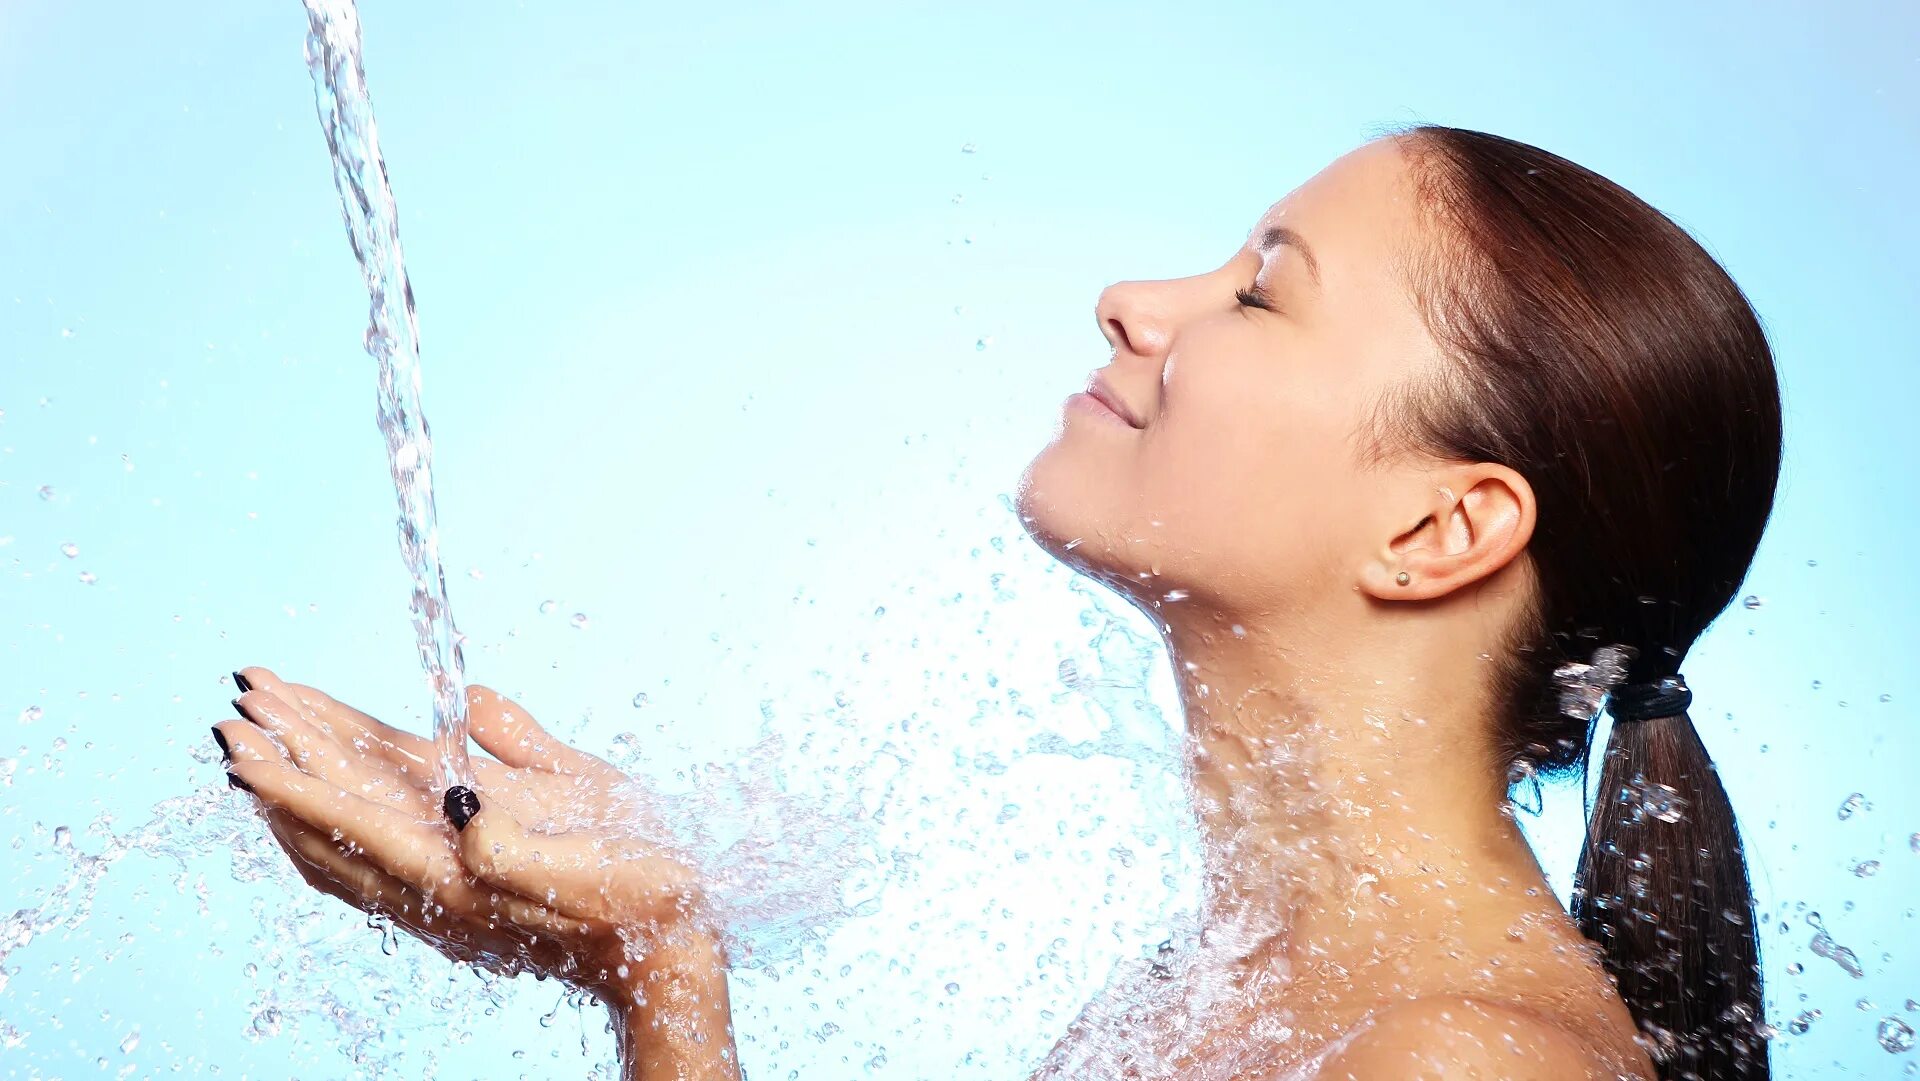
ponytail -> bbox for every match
[1573,701,1767,1080]
[1372,123,1784,1077]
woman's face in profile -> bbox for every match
[1017,138,1449,620]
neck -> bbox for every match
[1155,608,1552,979]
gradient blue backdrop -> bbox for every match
[2,1,1915,1077]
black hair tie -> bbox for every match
[1606,675,1692,722]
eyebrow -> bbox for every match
[1252,224,1323,288]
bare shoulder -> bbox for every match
[1312,995,1644,1081]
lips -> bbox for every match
[1085,374,1144,429]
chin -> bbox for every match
[1014,444,1148,592]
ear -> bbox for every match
[1359,463,1535,601]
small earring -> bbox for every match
[1395,571,1411,586]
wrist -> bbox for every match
[606,928,739,1081]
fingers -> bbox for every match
[285,679,440,775]
[231,757,594,938]
[263,808,543,968]
[234,666,310,718]
[213,716,288,784]
[451,790,696,927]
[289,679,523,791]
[268,807,425,916]
[235,690,431,813]
[467,685,599,776]
[237,667,516,790]
[231,691,341,774]
[238,666,439,776]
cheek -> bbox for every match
[1141,367,1359,572]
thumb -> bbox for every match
[464,685,596,775]
[446,783,605,920]
[445,784,696,927]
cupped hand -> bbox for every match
[214,666,711,998]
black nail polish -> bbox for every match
[232,671,253,692]
[227,770,255,794]
[231,697,253,721]
[210,725,231,760]
[444,785,481,831]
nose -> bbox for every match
[1094,280,1172,360]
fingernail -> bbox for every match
[227,770,255,794]
[231,697,253,722]
[232,670,253,692]
[210,725,231,760]
[444,785,481,831]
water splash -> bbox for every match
[1807,912,1865,979]
[0,784,543,1073]
[1552,643,1635,720]
[301,0,471,791]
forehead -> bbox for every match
[1244,139,1421,278]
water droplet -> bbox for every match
[1619,775,1688,824]
[1910,832,1919,854]
[960,142,976,154]
[1742,594,1764,609]
[467,566,484,579]
[975,337,992,351]
[538,600,557,614]
[631,693,650,709]
[59,542,78,558]
[569,612,588,629]
[1786,962,1803,975]
[1838,792,1867,820]
[37,485,53,501]
[1854,860,1881,878]
[119,1031,139,1054]
[1058,658,1082,689]
[1811,927,1865,978]
[78,571,96,585]
[1162,589,1189,603]
[18,706,42,724]
[1788,1009,1819,1035]
[1881,1017,1917,1054]
[944,981,961,995]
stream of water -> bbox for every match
[300,0,474,792]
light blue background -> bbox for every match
[2,1,1915,1077]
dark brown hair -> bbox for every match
[1363,125,1781,1080]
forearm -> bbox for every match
[610,930,742,1081]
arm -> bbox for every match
[219,667,743,1080]
[1316,996,1641,1081]
[610,928,741,1081]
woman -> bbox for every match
[213,125,1780,1080]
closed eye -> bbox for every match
[1235,283,1280,312]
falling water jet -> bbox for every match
[300,0,473,791]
